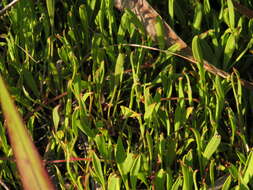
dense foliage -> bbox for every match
[0,0,253,189]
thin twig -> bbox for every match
[0,0,21,16]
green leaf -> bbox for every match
[166,170,173,190]
[92,151,105,189]
[190,127,202,153]
[115,137,126,164]
[228,164,238,179]
[146,131,153,161]
[95,134,109,159]
[76,118,96,139]
[155,16,165,49]
[46,0,55,30]
[108,173,121,190]
[130,155,141,176]
[193,170,199,190]
[203,133,221,160]
[144,103,156,120]
[171,176,183,190]
[223,33,236,69]
[69,52,78,80]
[130,155,141,190]
[115,137,129,189]
[203,0,210,14]
[52,105,60,131]
[243,151,253,184]
[193,2,203,33]
[192,35,203,62]
[120,106,141,118]
[174,104,186,132]
[209,159,215,187]
[227,0,235,29]
[155,169,166,189]
[122,153,135,175]
[125,9,145,35]
[222,175,231,190]
[168,0,175,25]
[236,151,246,165]
[227,108,236,144]
[181,157,193,190]
[79,4,89,47]
[117,12,129,43]
[114,53,125,87]
[23,69,40,98]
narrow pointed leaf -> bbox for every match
[0,77,55,190]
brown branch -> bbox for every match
[114,0,253,90]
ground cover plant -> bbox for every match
[0,0,253,189]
